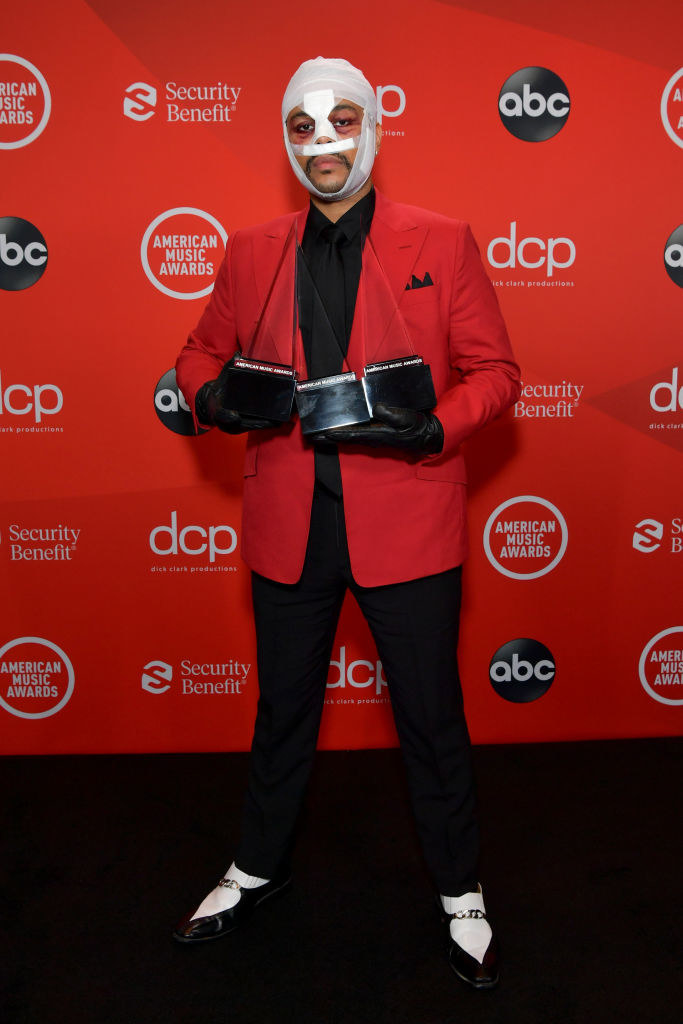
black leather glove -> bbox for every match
[312,403,444,454]
[195,379,281,434]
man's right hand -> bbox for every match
[195,380,281,434]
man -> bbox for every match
[173,57,520,990]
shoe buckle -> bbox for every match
[217,878,241,890]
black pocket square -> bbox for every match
[405,272,434,290]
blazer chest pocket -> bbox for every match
[400,282,440,306]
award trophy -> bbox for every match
[294,243,372,435]
[219,224,299,422]
[358,233,436,415]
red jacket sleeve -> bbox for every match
[433,223,520,456]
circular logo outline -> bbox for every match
[140,207,227,300]
[0,636,75,719]
[483,495,568,580]
[0,54,52,150]
[638,626,683,706]
[660,67,683,150]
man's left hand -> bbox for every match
[312,403,444,454]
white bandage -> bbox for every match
[282,57,377,202]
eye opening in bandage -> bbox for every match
[286,89,365,153]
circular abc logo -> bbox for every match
[154,368,207,436]
[0,54,51,149]
[664,225,683,288]
[0,636,74,719]
[483,495,568,580]
[0,216,48,291]
[498,67,570,142]
[660,67,683,149]
[639,626,683,706]
[489,638,556,703]
[141,207,227,300]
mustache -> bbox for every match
[305,153,351,175]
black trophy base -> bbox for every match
[295,371,371,435]
[362,357,436,415]
[220,357,297,422]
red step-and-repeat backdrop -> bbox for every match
[2,0,682,754]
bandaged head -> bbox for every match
[282,57,377,202]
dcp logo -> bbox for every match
[650,368,683,412]
[660,67,683,149]
[376,85,405,123]
[0,369,63,422]
[487,222,575,278]
[498,67,570,141]
[489,638,556,702]
[154,368,207,436]
[124,82,157,121]
[664,225,683,287]
[142,660,172,694]
[633,519,663,553]
[327,645,387,697]
[149,512,237,563]
[0,216,48,290]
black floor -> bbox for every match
[2,738,682,1024]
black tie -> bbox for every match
[311,222,349,377]
[309,222,350,496]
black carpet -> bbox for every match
[2,738,682,1024]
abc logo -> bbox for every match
[0,216,48,291]
[489,638,556,703]
[498,67,570,142]
[664,225,683,287]
[154,368,207,436]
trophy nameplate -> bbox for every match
[362,356,436,415]
[220,357,297,422]
[295,371,371,435]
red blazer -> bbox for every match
[176,190,520,586]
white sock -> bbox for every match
[440,885,493,965]
[191,862,270,920]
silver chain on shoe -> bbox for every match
[451,908,486,919]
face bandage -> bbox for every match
[282,57,377,202]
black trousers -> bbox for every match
[235,483,479,895]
